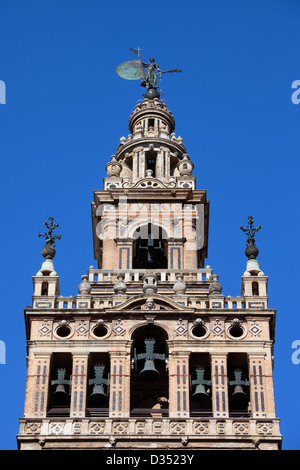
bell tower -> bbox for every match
[17,53,282,450]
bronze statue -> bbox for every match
[116,48,182,99]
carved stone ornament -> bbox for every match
[142,297,160,310]
[113,274,127,295]
[78,275,91,295]
[173,274,187,294]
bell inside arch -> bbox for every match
[139,358,160,381]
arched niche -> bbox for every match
[132,223,168,269]
[130,324,169,417]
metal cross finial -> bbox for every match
[38,217,62,246]
[129,47,142,59]
[240,216,262,244]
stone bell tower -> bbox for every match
[17,56,282,450]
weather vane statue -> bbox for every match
[116,47,182,99]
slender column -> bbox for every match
[109,351,130,418]
[102,218,117,269]
[248,353,275,418]
[167,238,186,270]
[115,238,133,270]
[70,355,89,418]
[24,354,51,418]
[168,350,190,418]
[211,354,229,418]
[183,217,197,269]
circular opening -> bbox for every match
[93,324,108,338]
[192,324,207,338]
[229,325,244,338]
[56,325,71,338]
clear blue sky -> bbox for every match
[0,0,299,450]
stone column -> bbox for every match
[115,238,133,271]
[248,353,276,418]
[168,351,190,418]
[109,351,130,418]
[102,218,117,270]
[70,355,89,418]
[211,354,229,418]
[183,217,197,269]
[24,354,51,418]
[167,238,186,270]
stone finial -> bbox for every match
[177,154,194,176]
[113,274,127,295]
[173,274,187,294]
[209,274,222,296]
[105,156,122,177]
[78,275,91,295]
[142,272,158,294]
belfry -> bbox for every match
[17,53,282,450]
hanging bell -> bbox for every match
[139,359,160,381]
[192,383,209,400]
[54,384,67,395]
[232,384,246,397]
[90,383,107,398]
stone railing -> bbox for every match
[18,417,281,443]
[87,267,213,283]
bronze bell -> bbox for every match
[51,368,71,396]
[229,369,249,397]
[90,383,107,398]
[136,339,165,381]
[89,365,109,400]
[139,359,159,381]
[232,384,246,397]
[191,366,211,401]
[193,383,209,400]
[54,384,67,395]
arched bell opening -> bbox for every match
[47,353,72,417]
[132,223,168,269]
[130,325,169,417]
[41,281,48,296]
[86,353,110,417]
[145,148,157,177]
[189,353,212,417]
[228,353,250,418]
[252,281,259,296]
